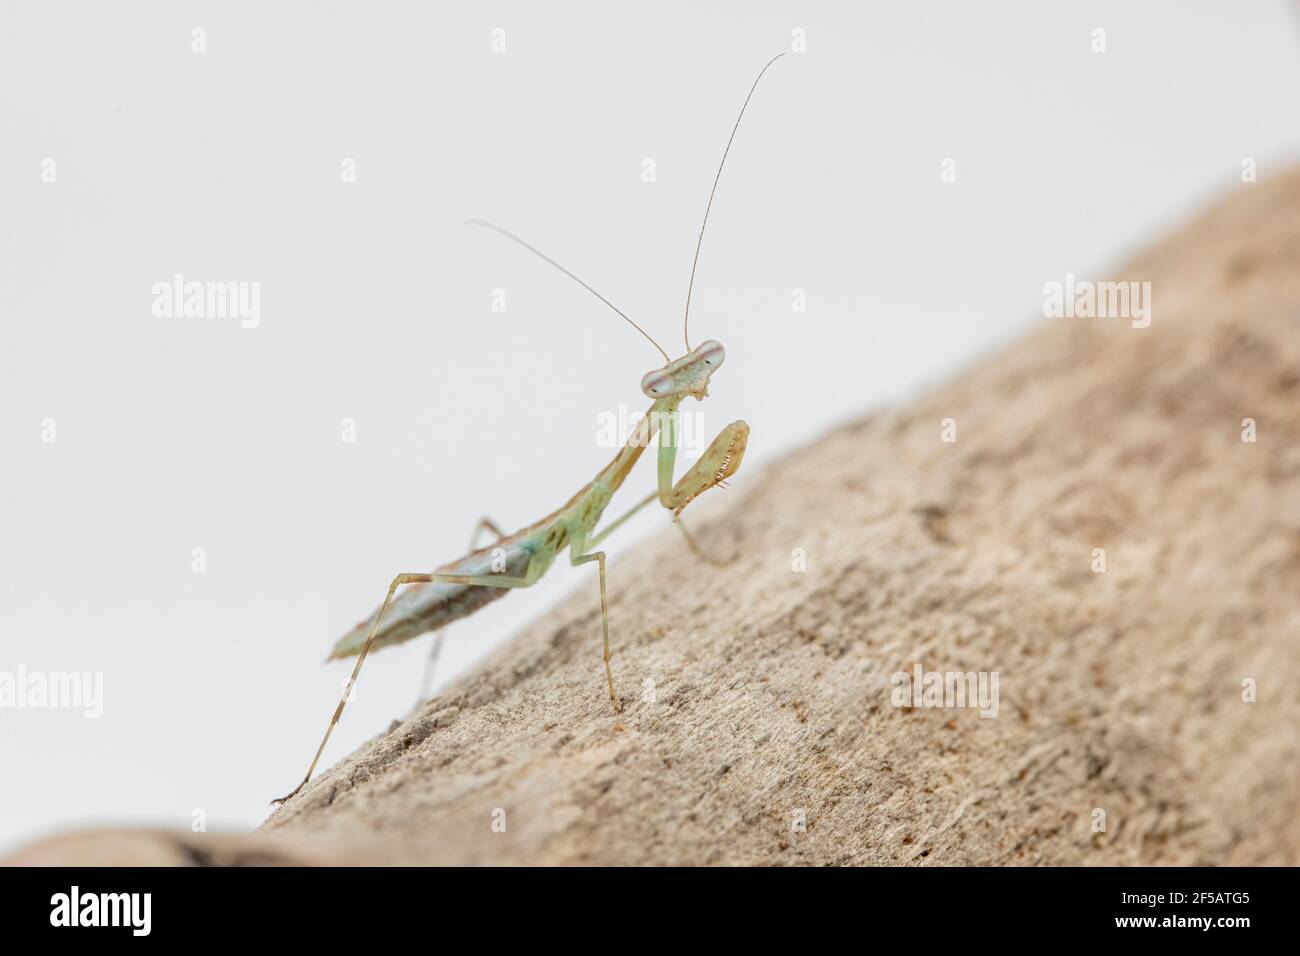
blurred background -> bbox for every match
[2,1,1298,853]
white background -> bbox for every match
[2,1,1298,853]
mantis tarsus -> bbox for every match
[273,54,784,805]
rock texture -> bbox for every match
[9,169,1300,866]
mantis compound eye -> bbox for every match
[641,369,674,397]
[694,340,725,369]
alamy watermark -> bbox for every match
[890,662,999,718]
[1042,273,1150,328]
[0,664,103,718]
[152,273,261,328]
[50,886,150,936]
[595,405,707,453]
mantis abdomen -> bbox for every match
[326,534,548,659]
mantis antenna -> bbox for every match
[465,218,671,363]
[682,53,786,352]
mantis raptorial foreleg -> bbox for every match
[413,516,508,710]
[274,563,536,805]
[657,404,684,507]
[656,403,748,537]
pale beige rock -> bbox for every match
[8,170,1300,866]
[3,828,328,866]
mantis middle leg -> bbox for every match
[590,488,726,565]
[571,549,616,709]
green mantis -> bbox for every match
[273,54,783,805]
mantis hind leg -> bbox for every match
[274,561,535,806]
[571,550,619,712]
[413,516,508,711]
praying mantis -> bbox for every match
[274,54,784,805]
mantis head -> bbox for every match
[468,56,783,414]
[641,340,725,401]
